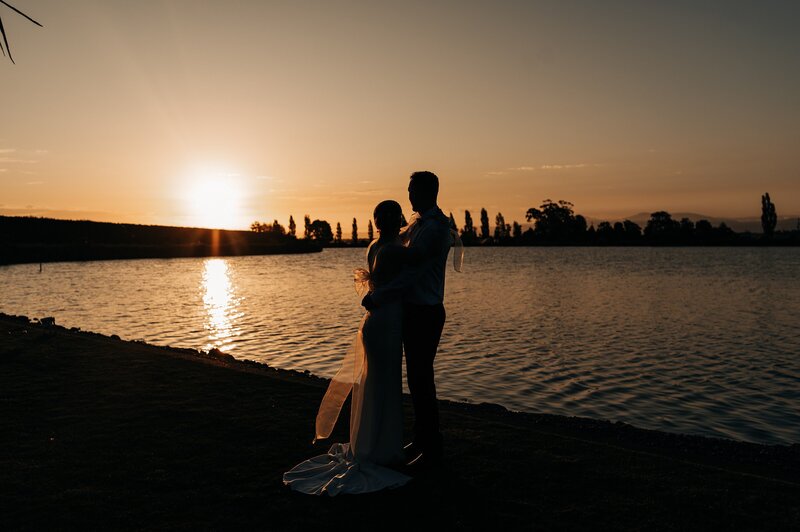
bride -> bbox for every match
[283,200,413,496]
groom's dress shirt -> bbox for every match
[371,206,452,306]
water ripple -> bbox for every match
[2,248,800,445]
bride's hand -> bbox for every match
[361,294,376,311]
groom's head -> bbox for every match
[408,171,438,213]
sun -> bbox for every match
[184,170,246,230]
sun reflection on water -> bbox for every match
[201,258,241,352]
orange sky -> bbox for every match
[2,1,799,230]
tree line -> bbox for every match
[251,192,799,246]
[250,215,375,246]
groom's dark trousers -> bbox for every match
[403,301,446,457]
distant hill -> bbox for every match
[0,216,320,265]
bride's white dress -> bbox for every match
[283,240,411,496]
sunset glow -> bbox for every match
[2,1,798,229]
[184,172,246,230]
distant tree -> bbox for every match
[597,221,614,243]
[761,193,777,236]
[597,221,612,232]
[695,219,713,232]
[706,221,737,245]
[367,220,374,241]
[335,222,342,243]
[644,211,680,242]
[288,215,296,237]
[525,199,586,242]
[512,221,522,239]
[694,219,713,243]
[303,215,311,239]
[448,212,457,232]
[462,210,476,241]
[494,212,509,241]
[480,208,490,239]
[679,218,695,241]
[250,220,285,235]
[613,221,625,240]
[717,222,734,237]
[351,218,358,243]
[623,220,642,240]
[573,214,588,241]
[309,220,333,243]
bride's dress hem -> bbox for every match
[283,243,410,497]
[283,442,412,496]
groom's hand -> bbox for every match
[361,294,376,311]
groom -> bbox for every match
[362,170,453,469]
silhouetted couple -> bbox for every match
[284,171,463,495]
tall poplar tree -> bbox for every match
[463,210,475,239]
[480,208,490,239]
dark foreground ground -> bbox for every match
[1,313,798,531]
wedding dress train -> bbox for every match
[283,250,411,496]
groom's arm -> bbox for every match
[365,223,450,308]
[363,263,422,309]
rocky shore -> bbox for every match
[1,313,798,530]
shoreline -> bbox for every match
[2,312,798,529]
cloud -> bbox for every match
[0,146,48,162]
[540,163,590,170]
[255,175,286,183]
[0,157,38,164]
[350,188,392,197]
[538,163,606,170]
[487,162,603,176]
[26,181,44,186]
[0,168,6,172]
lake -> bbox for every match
[2,247,799,445]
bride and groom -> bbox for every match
[283,171,463,496]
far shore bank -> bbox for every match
[0,216,321,265]
[1,312,798,530]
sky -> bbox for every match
[2,0,799,230]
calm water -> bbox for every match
[2,247,799,445]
